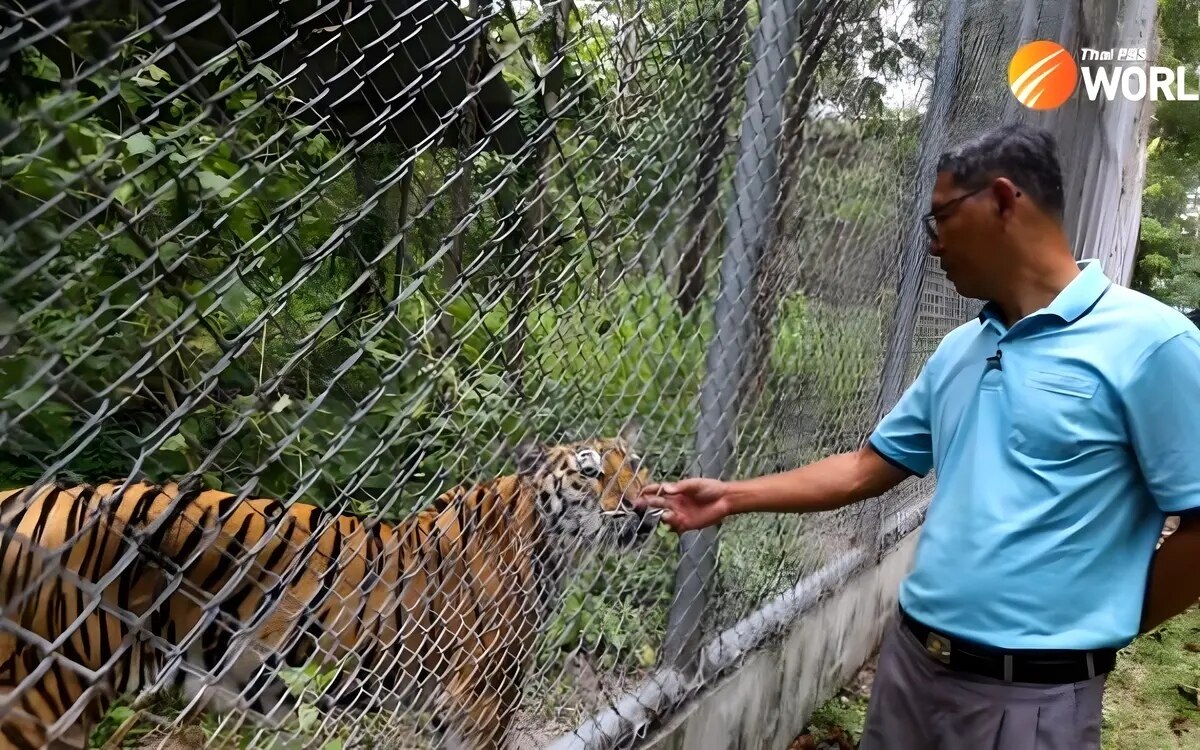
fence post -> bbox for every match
[660,0,804,671]
[867,0,968,556]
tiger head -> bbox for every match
[514,423,659,549]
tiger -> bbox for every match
[0,428,659,750]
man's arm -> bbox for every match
[1141,512,1200,632]
[1124,329,1200,632]
[639,361,936,533]
[719,352,936,518]
[720,445,913,517]
[637,444,915,533]
[720,348,936,518]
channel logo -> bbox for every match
[1008,40,1079,110]
[1008,40,1199,108]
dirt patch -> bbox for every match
[790,651,877,748]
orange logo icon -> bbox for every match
[1008,41,1078,110]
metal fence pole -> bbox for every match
[868,0,968,554]
[875,0,966,419]
[660,0,805,671]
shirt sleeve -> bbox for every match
[868,362,935,478]
[1124,330,1200,514]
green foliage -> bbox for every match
[806,686,871,747]
[1132,251,1175,295]
[1167,252,1200,310]
[528,275,713,470]
[771,298,884,419]
[88,690,352,749]
[816,0,935,120]
[88,704,139,748]
[537,526,678,674]
[1133,0,1200,310]
[1,35,349,491]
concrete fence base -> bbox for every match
[643,530,921,750]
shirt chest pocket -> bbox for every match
[1009,370,1101,460]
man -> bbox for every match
[635,123,1200,749]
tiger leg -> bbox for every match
[439,691,516,750]
[0,648,105,750]
[0,713,49,750]
[440,648,524,750]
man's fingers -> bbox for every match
[660,511,694,533]
[631,491,687,529]
[640,482,677,497]
[635,494,676,511]
[635,485,679,508]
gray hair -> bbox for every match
[936,123,1066,218]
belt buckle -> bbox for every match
[925,631,952,664]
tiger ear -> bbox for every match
[514,441,546,475]
[619,419,642,452]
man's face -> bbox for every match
[924,172,1004,300]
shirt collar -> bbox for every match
[978,259,1112,327]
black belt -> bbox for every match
[900,608,1117,685]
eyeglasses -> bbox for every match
[922,184,990,241]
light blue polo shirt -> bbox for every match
[871,260,1200,651]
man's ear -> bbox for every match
[514,441,545,475]
[993,176,1021,217]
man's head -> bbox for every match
[925,123,1071,301]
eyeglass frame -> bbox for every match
[921,183,992,242]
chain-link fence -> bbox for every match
[1,0,957,747]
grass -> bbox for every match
[1102,604,1200,749]
[800,605,1200,749]
[803,674,871,747]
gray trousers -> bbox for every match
[859,618,1107,750]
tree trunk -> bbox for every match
[676,0,747,316]
[435,0,488,352]
[505,0,573,397]
[615,6,642,126]
[345,160,390,322]
[390,167,414,300]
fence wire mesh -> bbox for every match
[1,0,956,746]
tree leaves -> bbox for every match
[20,48,60,82]
[124,133,155,156]
[1132,2,1200,310]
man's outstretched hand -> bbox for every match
[632,447,910,535]
[634,478,731,533]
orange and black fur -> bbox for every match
[0,430,657,749]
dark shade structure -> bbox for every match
[2,0,526,154]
